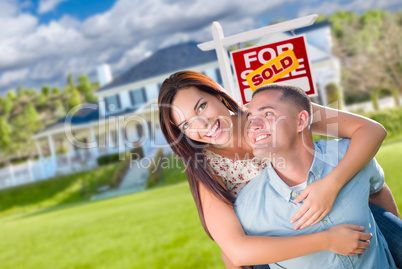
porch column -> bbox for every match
[8,165,15,187]
[27,160,34,182]
[116,119,125,159]
[90,126,99,166]
[35,140,45,180]
[48,135,57,170]
[36,140,43,159]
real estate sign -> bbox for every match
[231,35,317,104]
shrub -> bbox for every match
[97,153,120,166]
[146,149,164,188]
[131,146,144,159]
[366,107,402,140]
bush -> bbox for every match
[366,107,402,140]
[131,146,144,159]
[97,153,121,166]
[146,149,164,188]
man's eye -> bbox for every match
[198,102,207,113]
[249,119,254,123]
[265,112,273,116]
[182,122,189,130]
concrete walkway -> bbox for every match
[91,160,149,201]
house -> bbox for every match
[0,42,222,189]
[0,22,341,189]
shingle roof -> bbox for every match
[293,21,330,34]
[98,41,217,92]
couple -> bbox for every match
[158,71,401,268]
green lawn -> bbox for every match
[376,141,402,210]
[0,142,401,269]
[0,162,122,217]
[0,183,221,269]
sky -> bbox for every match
[0,0,401,95]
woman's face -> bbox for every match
[171,86,232,145]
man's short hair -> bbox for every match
[252,83,313,125]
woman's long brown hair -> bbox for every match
[158,71,242,239]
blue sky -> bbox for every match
[0,0,401,94]
[21,0,116,24]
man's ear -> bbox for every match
[297,110,309,132]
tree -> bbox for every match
[52,99,66,118]
[68,88,81,110]
[1,98,13,115]
[7,90,16,101]
[64,73,76,93]
[331,10,402,105]
[52,87,61,94]
[77,74,97,102]
[38,93,47,108]
[0,116,12,148]
[326,82,343,110]
[24,103,41,132]
[17,86,24,97]
[42,85,50,96]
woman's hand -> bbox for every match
[325,224,372,255]
[290,178,341,230]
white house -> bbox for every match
[0,42,222,189]
[0,22,341,189]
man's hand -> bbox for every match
[291,179,339,230]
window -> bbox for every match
[105,94,121,112]
[130,87,147,107]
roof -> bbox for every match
[293,21,330,34]
[98,41,217,92]
[32,100,155,139]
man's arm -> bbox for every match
[369,183,400,218]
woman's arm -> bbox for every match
[290,103,388,229]
[200,183,371,267]
[310,103,386,184]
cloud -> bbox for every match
[0,68,30,89]
[37,0,68,14]
[0,0,401,94]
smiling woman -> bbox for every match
[171,86,233,145]
[158,70,394,267]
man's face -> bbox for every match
[247,90,300,158]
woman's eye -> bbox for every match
[182,122,189,130]
[265,112,273,116]
[249,119,254,123]
[198,102,206,113]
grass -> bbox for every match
[0,163,122,217]
[0,183,221,269]
[376,140,402,211]
[0,141,401,268]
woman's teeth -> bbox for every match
[206,120,219,136]
[255,134,268,142]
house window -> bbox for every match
[105,94,121,112]
[130,88,147,107]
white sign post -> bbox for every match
[197,14,318,102]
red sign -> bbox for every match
[231,35,317,104]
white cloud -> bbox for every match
[0,68,30,89]
[37,0,68,14]
[0,0,401,94]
